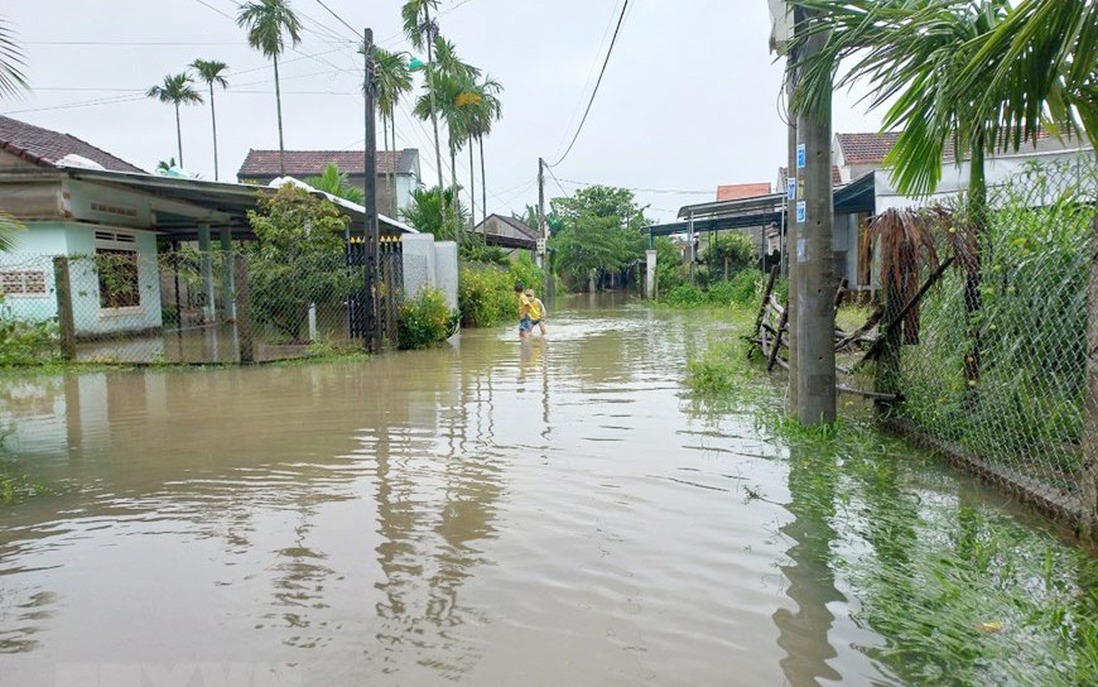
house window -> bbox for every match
[0,270,47,296]
[94,231,140,310]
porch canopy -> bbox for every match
[645,171,876,239]
[43,167,417,240]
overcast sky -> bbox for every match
[3,0,883,223]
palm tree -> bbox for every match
[959,0,1098,154]
[463,76,503,226]
[369,46,414,217]
[146,73,203,169]
[402,0,444,192]
[191,59,229,181]
[304,163,365,204]
[237,0,302,176]
[0,15,27,100]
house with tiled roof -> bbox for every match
[0,116,418,346]
[471,214,539,256]
[237,148,421,217]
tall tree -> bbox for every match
[146,73,203,169]
[190,59,229,181]
[237,0,302,177]
[402,0,444,192]
[369,46,414,217]
[463,76,503,226]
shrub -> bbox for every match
[664,283,707,307]
[0,299,59,366]
[397,287,459,350]
[459,262,513,327]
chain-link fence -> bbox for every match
[0,242,405,365]
[871,159,1098,523]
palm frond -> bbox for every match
[0,15,27,99]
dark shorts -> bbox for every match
[519,316,534,333]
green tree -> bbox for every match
[548,185,649,291]
[190,58,229,181]
[368,46,414,216]
[402,0,444,192]
[960,0,1098,153]
[461,75,503,227]
[304,163,365,204]
[0,15,27,100]
[237,0,302,177]
[146,73,203,169]
[400,186,466,240]
[246,185,352,341]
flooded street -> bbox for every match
[0,297,1092,686]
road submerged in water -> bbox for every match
[1,295,1096,686]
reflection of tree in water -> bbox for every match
[370,358,503,680]
[772,445,845,686]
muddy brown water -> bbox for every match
[0,296,1067,686]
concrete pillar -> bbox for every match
[402,233,437,296]
[220,228,235,321]
[197,224,215,323]
[645,249,657,300]
[433,240,459,310]
[53,256,77,360]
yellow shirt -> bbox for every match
[528,297,543,320]
[519,293,532,317]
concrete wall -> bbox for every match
[65,225,164,336]
[0,222,67,322]
[402,233,458,313]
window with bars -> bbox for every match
[95,248,140,309]
[0,270,48,296]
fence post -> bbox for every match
[874,271,903,411]
[53,256,77,360]
[1081,215,1098,537]
[233,254,255,364]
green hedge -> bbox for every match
[398,287,460,350]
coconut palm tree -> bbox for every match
[0,15,27,100]
[369,46,414,217]
[237,0,302,176]
[402,0,444,192]
[414,68,478,241]
[191,59,229,181]
[147,73,203,169]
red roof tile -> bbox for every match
[237,149,417,178]
[716,182,771,201]
[778,165,844,187]
[0,115,144,173]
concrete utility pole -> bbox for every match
[792,6,836,425]
[363,27,382,354]
[537,157,546,271]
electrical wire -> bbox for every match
[313,0,359,38]
[556,177,714,195]
[546,0,629,168]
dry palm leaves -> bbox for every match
[867,208,940,344]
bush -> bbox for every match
[459,262,513,327]
[0,299,58,367]
[664,283,707,307]
[398,287,459,350]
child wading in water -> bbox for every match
[514,283,548,340]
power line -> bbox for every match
[313,0,359,38]
[542,164,569,197]
[547,0,629,168]
[557,178,714,195]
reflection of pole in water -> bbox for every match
[772,446,844,686]
[371,354,503,679]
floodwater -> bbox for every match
[0,296,1093,686]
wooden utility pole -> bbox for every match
[792,5,836,425]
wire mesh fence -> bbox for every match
[0,243,405,365]
[874,159,1098,521]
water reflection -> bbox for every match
[772,445,845,686]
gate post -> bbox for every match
[233,254,255,364]
[1081,215,1098,537]
[53,256,77,360]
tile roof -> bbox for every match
[474,213,539,240]
[716,182,771,201]
[0,115,145,173]
[778,165,844,187]
[237,149,418,178]
[836,130,1059,165]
